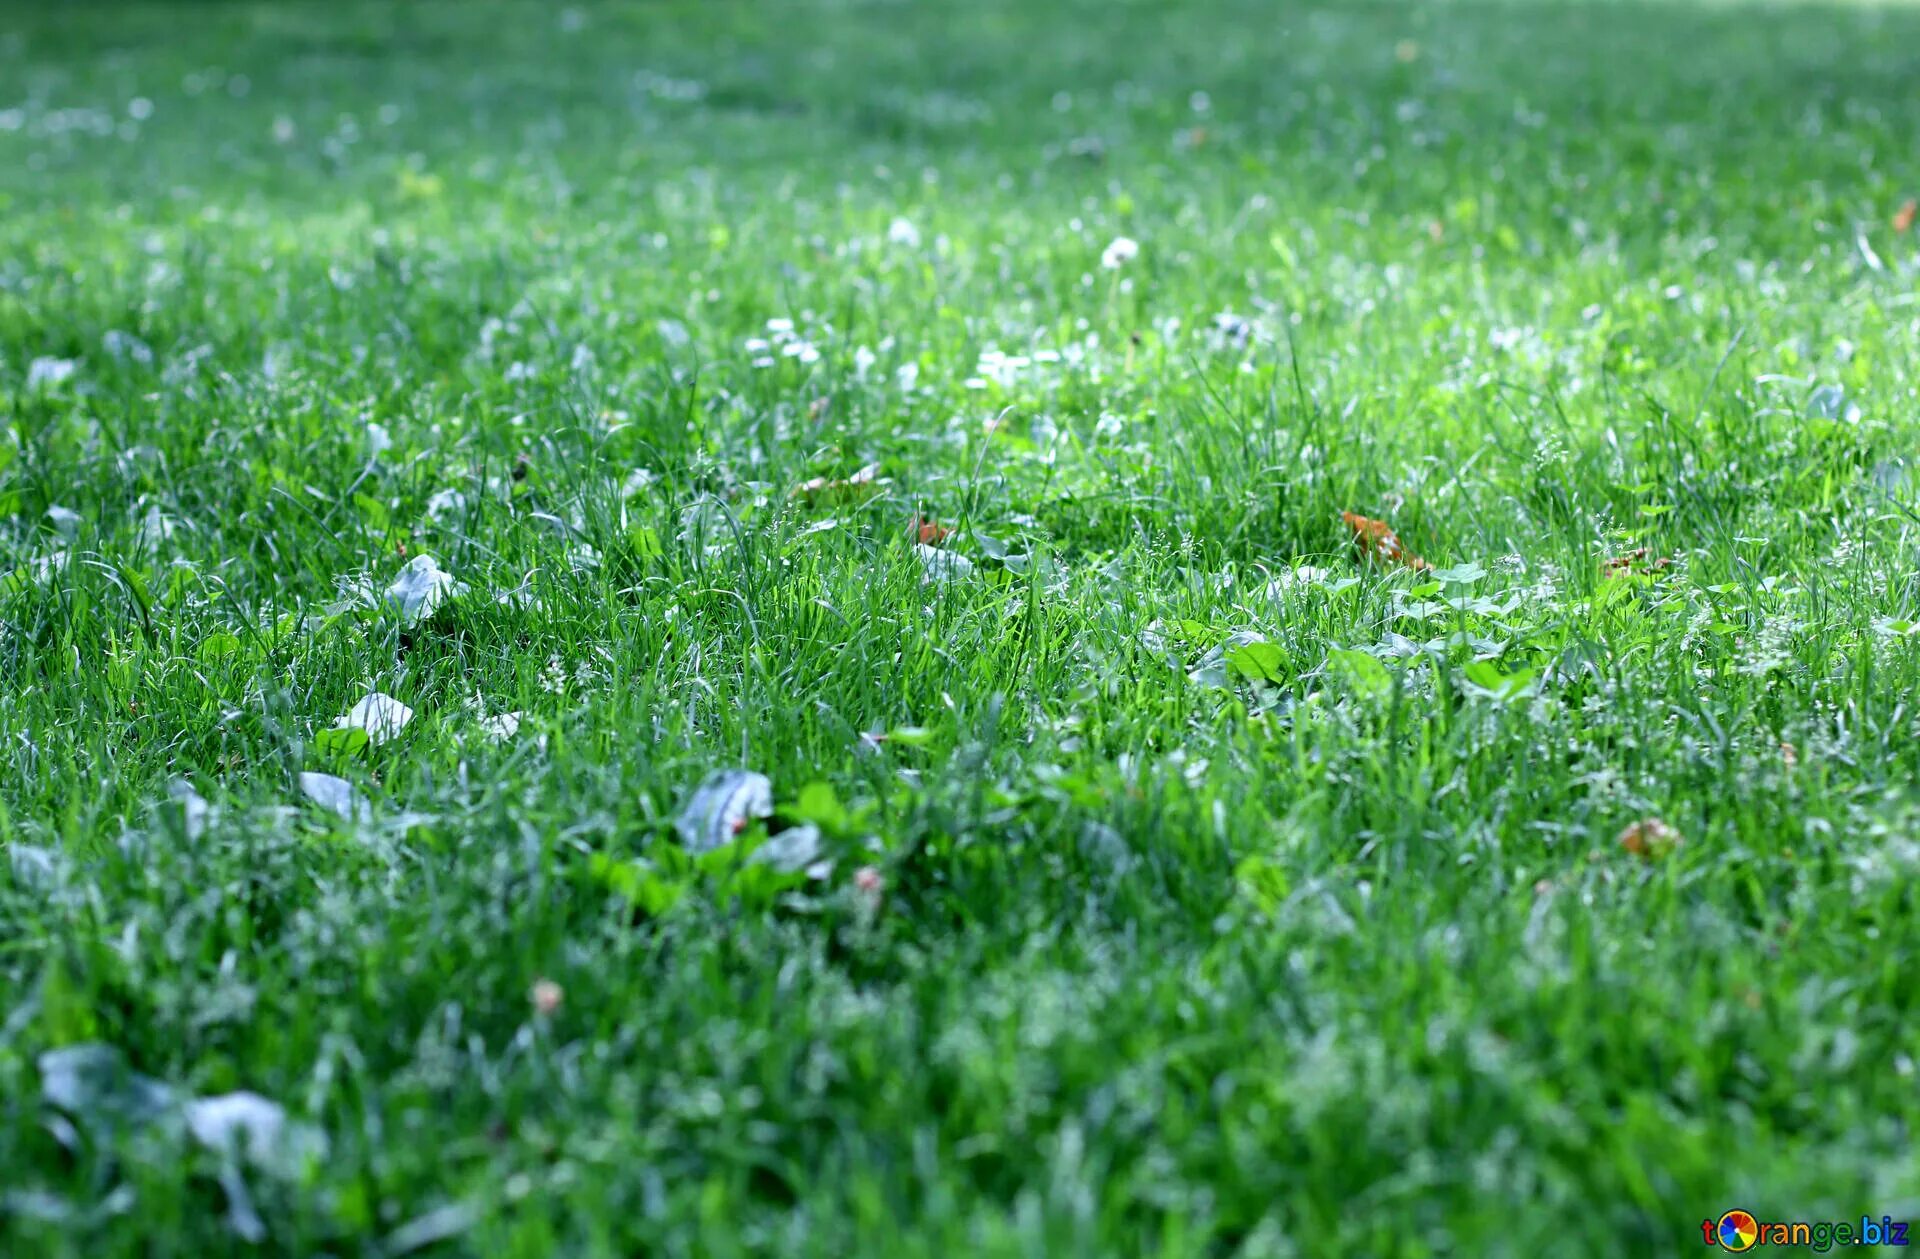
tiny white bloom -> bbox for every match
[366,422,392,457]
[337,692,413,745]
[1100,236,1139,269]
[887,216,922,248]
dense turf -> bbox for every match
[4,0,1920,1253]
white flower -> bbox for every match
[971,348,1028,390]
[1100,236,1140,269]
[336,692,414,745]
[887,216,922,248]
[1210,312,1252,349]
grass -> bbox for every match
[3,0,1920,1253]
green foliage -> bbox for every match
[3,0,1920,1254]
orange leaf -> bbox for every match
[1340,511,1431,572]
[911,515,951,546]
[1896,198,1917,234]
[1617,817,1682,860]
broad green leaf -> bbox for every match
[1225,639,1287,683]
[1326,648,1392,697]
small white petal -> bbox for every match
[676,769,773,855]
[384,554,464,624]
[338,692,413,745]
[45,506,82,539]
[185,1091,326,1175]
[167,779,210,840]
[478,712,522,741]
[425,488,468,521]
[298,772,369,822]
[915,544,973,582]
[751,823,824,873]
[26,357,78,390]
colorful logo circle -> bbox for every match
[1717,1211,1760,1252]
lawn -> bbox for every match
[3,0,1920,1253]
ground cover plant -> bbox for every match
[3,0,1920,1254]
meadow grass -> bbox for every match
[3,0,1920,1254]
